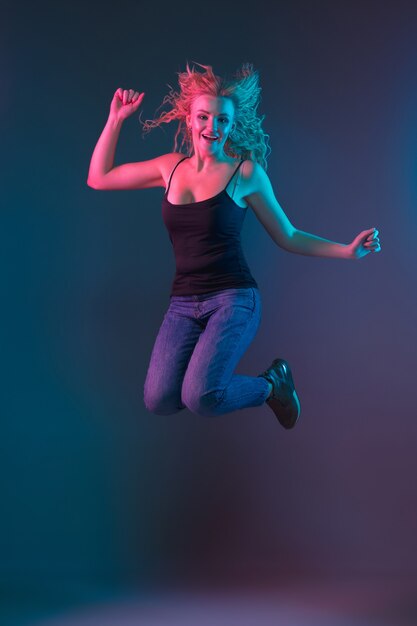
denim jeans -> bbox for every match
[143,287,271,416]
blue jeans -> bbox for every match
[143,287,271,416]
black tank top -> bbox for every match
[161,156,259,296]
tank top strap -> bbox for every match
[166,156,189,194]
[224,159,245,199]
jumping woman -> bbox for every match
[87,61,381,429]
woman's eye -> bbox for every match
[198,115,229,123]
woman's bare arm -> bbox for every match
[86,88,176,191]
[242,160,297,251]
[243,161,380,259]
[87,114,124,188]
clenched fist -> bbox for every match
[110,88,145,122]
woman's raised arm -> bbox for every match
[87,88,174,191]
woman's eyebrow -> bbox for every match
[196,109,230,116]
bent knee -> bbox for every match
[143,392,184,416]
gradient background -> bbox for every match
[2,0,417,624]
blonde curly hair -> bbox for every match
[139,61,271,170]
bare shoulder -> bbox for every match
[159,152,188,187]
[240,159,269,196]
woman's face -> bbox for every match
[187,94,235,156]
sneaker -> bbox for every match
[258,358,301,429]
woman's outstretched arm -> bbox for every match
[243,161,381,260]
[274,222,380,260]
[287,229,351,259]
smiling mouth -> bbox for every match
[202,134,219,142]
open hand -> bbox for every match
[348,227,381,259]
